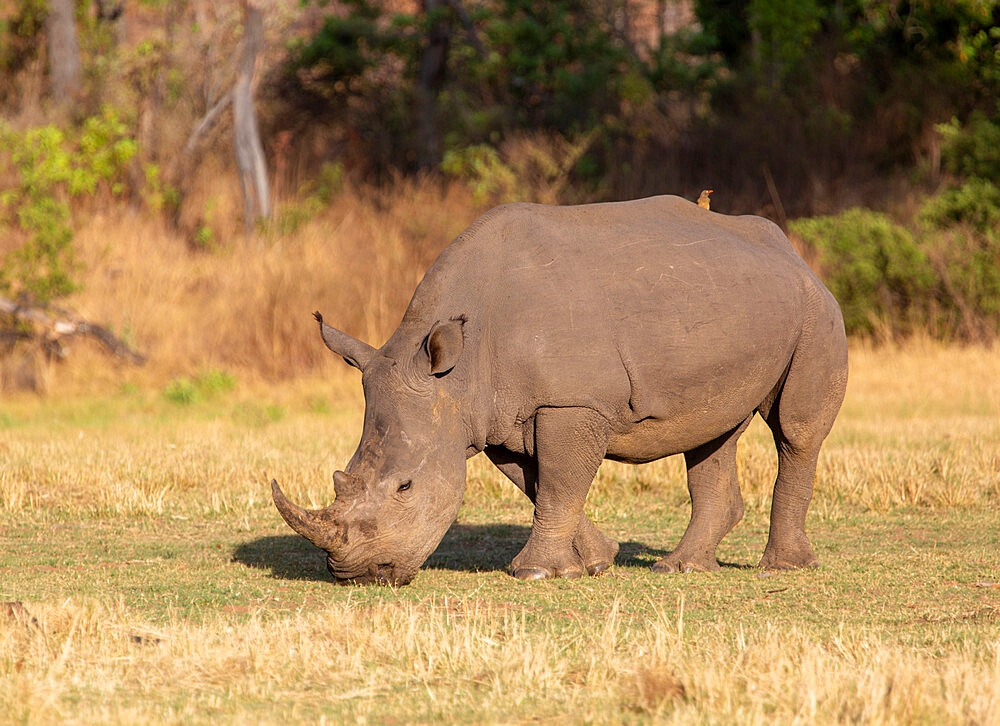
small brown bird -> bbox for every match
[697,189,713,210]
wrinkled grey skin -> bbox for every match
[272,195,848,585]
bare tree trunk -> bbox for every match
[46,0,81,99]
[416,0,449,170]
[233,0,270,232]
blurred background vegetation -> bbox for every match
[0,0,998,391]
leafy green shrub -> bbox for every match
[195,369,237,397]
[163,378,200,405]
[922,228,1000,329]
[442,134,596,204]
[790,209,936,335]
[75,111,138,195]
[163,369,236,405]
[792,168,1000,340]
[441,145,518,202]
[0,107,137,303]
[920,177,1000,233]
[937,110,1000,181]
[918,178,1000,336]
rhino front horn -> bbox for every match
[270,479,345,552]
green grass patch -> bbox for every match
[163,368,237,405]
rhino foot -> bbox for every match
[511,564,584,580]
[758,534,819,571]
[510,537,586,580]
[651,550,721,573]
[510,518,620,580]
[573,518,619,577]
[512,565,583,580]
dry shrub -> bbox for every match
[174,155,246,248]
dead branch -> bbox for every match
[0,297,146,365]
[184,89,233,157]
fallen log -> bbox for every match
[0,297,146,365]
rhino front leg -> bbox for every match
[508,407,611,580]
[484,445,619,576]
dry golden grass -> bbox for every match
[2,342,998,518]
[55,180,482,389]
[2,592,998,724]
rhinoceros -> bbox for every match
[271,195,848,585]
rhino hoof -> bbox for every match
[586,561,612,576]
[512,566,552,580]
[651,556,720,573]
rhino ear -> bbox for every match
[314,312,375,370]
[425,316,466,376]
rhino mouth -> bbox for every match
[327,559,412,587]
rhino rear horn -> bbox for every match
[314,312,375,370]
[271,479,346,553]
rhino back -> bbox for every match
[389,196,831,457]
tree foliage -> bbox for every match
[286,0,1000,206]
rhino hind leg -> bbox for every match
[484,444,619,577]
[758,302,848,571]
[652,416,751,574]
[757,445,822,570]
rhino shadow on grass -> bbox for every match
[232,536,330,582]
[232,524,679,581]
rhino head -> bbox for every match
[271,312,470,586]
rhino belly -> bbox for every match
[606,410,755,464]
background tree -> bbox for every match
[46,0,81,99]
[233,0,271,230]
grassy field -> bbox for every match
[1,342,999,724]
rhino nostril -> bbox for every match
[374,563,394,584]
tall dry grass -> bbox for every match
[56,179,481,389]
[2,342,997,518]
[2,595,998,724]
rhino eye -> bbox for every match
[397,480,412,493]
